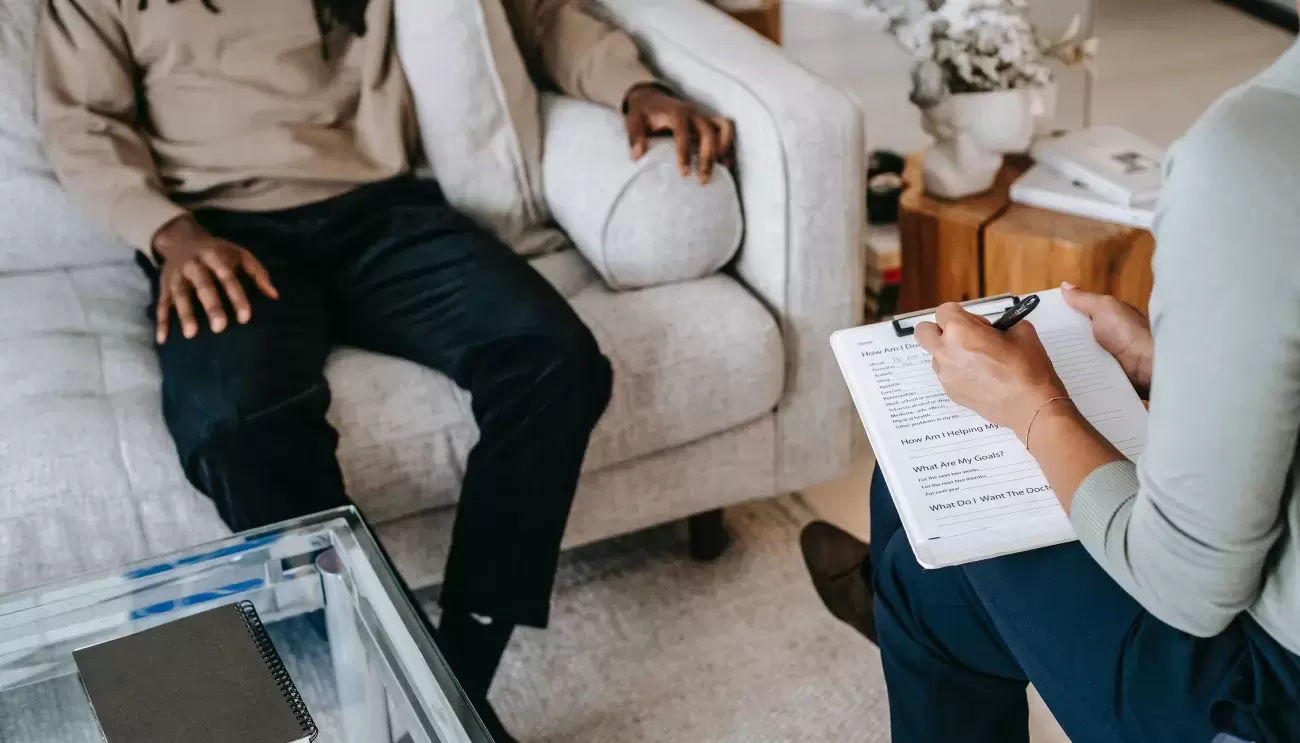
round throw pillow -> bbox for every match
[541,95,743,291]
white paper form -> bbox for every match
[831,289,1148,568]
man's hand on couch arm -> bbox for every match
[623,84,734,185]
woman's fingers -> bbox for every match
[1061,281,1105,318]
[914,321,942,353]
[1006,320,1052,359]
[935,301,982,331]
[915,321,945,376]
[1006,318,1043,344]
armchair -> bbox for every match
[380,0,867,579]
[598,0,867,493]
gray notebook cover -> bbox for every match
[74,602,312,743]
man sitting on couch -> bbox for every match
[38,0,732,738]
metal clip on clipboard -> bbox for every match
[890,294,1021,337]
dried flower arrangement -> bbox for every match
[857,0,1097,107]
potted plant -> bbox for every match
[867,0,1097,198]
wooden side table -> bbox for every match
[898,154,1154,314]
[717,0,782,44]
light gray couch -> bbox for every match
[0,0,864,594]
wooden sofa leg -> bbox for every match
[688,509,731,562]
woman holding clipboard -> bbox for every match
[801,40,1300,743]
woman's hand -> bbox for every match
[914,303,1067,439]
[1061,282,1153,395]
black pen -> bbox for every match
[991,294,1040,331]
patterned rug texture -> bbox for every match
[466,495,891,742]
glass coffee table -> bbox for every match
[0,507,492,743]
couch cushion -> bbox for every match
[394,0,566,257]
[0,268,228,593]
[0,251,783,581]
[0,0,134,272]
[329,249,786,522]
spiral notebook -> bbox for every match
[75,601,318,743]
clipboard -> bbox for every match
[890,294,1021,337]
[831,288,1149,568]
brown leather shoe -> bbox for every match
[799,521,877,645]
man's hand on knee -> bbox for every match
[151,215,279,343]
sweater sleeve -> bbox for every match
[1069,86,1300,637]
[506,0,658,110]
[38,0,187,255]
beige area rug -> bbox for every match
[433,496,892,742]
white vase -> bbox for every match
[919,83,1057,200]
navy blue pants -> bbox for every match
[141,177,612,629]
[868,467,1300,743]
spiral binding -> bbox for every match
[235,600,320,742]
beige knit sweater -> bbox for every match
[37,0,656,252]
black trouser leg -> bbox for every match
[144,219,350,532]
[327,180,613,629]
[150,177,610,632]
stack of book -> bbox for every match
[863,225,901,320]
[1014,126,1166,230]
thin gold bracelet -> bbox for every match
[1024,396,1070,454]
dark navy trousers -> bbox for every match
[868,467,1300,743]
[141,177,612,629]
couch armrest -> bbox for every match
[594,0,866,492]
